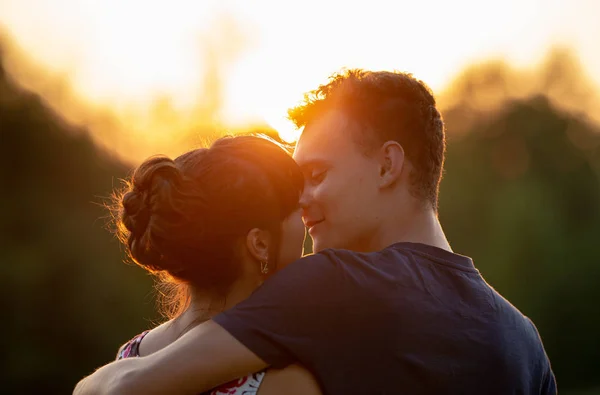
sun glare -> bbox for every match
[264,112,302,143]
[1,0,599,161]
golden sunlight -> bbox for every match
[1,0,599,161]
[264,113,302,144]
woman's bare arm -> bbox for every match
[74,320,268,395]
[258,364,323,395]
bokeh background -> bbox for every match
[1,1,599,393]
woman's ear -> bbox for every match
[245,228,271,263]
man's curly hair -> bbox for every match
[288,69,446,210]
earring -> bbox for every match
[260,260,269,274]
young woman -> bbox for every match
[111,135,321,394]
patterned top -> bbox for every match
[116,330,265,394]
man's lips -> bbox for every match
[304,219,325,230]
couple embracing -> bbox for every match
[75,69,556,395]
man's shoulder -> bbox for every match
[271,248,391,292]
[282,244,420,285]
[279,242,475,288]
[278,250,347,282]
[307,242,466,271]
[292,245,410,271]
[314,242,415,261]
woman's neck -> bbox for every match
[138,271,263,356]
[172,272,263,338]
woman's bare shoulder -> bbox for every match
[258,364,322,395]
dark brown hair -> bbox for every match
[288,69,446,209]
[111,135,303,318]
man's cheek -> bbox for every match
[313,182,334,205]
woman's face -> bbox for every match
[275,208,306,270]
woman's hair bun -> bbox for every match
[118,156,185,274]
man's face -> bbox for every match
[293,110,384,253]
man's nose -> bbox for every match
[299,187,312,209]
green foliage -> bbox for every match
[0,53,158,393]
[441,96,600,391]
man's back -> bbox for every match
[215,242,556,394]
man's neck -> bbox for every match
[369,206,451,252]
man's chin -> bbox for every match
[311,238,336,253]
[311,239,325,253]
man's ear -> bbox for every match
[378,141,405,188]
[245,228,270,263]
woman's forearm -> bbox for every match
[74,358,145,395]
[74,321,268,395]
[75,350,212,395]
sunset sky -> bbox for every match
[1,0,599,145]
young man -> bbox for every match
[75,70,556,394]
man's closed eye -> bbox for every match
[309,170,327,185]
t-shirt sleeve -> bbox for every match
[541,367,557,394]
[212,252,347,369]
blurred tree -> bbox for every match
[0,46,158,393]
[441,94,600,392]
